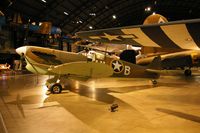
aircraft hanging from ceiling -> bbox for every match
[76,14,200,76]
[76,14,200,50]
[16,46,162,94]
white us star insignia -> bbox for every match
[111,60,124,73]
[102,33,121,41]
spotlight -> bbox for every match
[89,26,93,29]
[145,7,151,12]
[112,15,117,19]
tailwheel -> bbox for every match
[50,83,62,94]
[184,69,192,76]
[151,79,157,85]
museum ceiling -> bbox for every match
[0,0,200,34]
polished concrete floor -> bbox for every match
[1,73,200,133]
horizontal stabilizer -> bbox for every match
[48,61,113,78]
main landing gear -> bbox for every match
[151,79,157,85]
[49,83,63,94]
[46,76,64,94]
[184,69,192,76]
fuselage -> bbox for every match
[16,46,159,79]
[137,50,200,69]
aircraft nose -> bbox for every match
[16,46,27,55]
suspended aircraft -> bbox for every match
[16,46,161,94]
[76,14,200,76]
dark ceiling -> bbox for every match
[1,0,200,34]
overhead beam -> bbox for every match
[38,0,64,19]
[60,0,97,28]
[70,0,128,33]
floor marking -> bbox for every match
[0,113,8,133]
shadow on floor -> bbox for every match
[156,108,200,124]
[68,83,153,104]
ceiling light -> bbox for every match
[76,20,83,24]
[89,26,93,29]
[152,12,156,15]
[145,7,151,12]
[31,22,36,25]
[89,13,96,16]
[64,12,69,15]
[105,6,109,9]
[41,0,47,3]
[112,15,117,19]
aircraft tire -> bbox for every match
[151,80,157,85]
[50,83,62,94]
[184,69,192,76]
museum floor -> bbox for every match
[1,72,200,133]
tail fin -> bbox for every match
[147,56,161,70]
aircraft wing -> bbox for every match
[48,61,113,78]
[76,19,200,50]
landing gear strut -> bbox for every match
[184,69,192,76]
[49,83,62,94]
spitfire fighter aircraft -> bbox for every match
[76,14,200,76]
[16,46,161,94]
